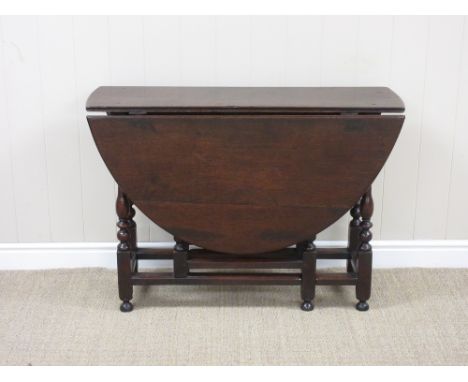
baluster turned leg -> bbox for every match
[355,187,373,312]
[347,198,362,273]
[300,236,317,311]
[173,237,189,278]
[116,187,136,312]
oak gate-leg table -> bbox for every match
[86,86,405,312]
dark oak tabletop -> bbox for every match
[86,86,405,114]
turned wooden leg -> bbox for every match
[116,187,135,312]
[347,198,362,273]
[127,197,138,273]
[356,187,373,312]
[300,236,317,311]
[173,237,189,278]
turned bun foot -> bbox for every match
[356,300,369,312]
[301,301,314,311]
[120,300,133,312]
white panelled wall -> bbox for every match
[0,16,467,266]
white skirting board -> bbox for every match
[0,241,467,270]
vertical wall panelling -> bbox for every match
[382,16,430,239]
[284,16,322,86]
[143,16,181,86]
[179,16,216,86]
[2,16,51,242]
[356,16,394,85]
[320,16,359,86]
[414,16,464,239]
[73,16,116,241]
[0,17,19,242]
[215,16,251,86]
[250,16,287,86]
[37,16,84,242]
[108,16,145,86]
[446,17,468,238]
[1,16,468,244]
[108,16,150,241]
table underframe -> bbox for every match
[115,187,373,313]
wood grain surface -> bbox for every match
[88,113,403,253]
[86,86,405,114]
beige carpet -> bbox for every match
[0,268,466,365]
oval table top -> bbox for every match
[87,87,404,254]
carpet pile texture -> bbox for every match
[0,268,466,365]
